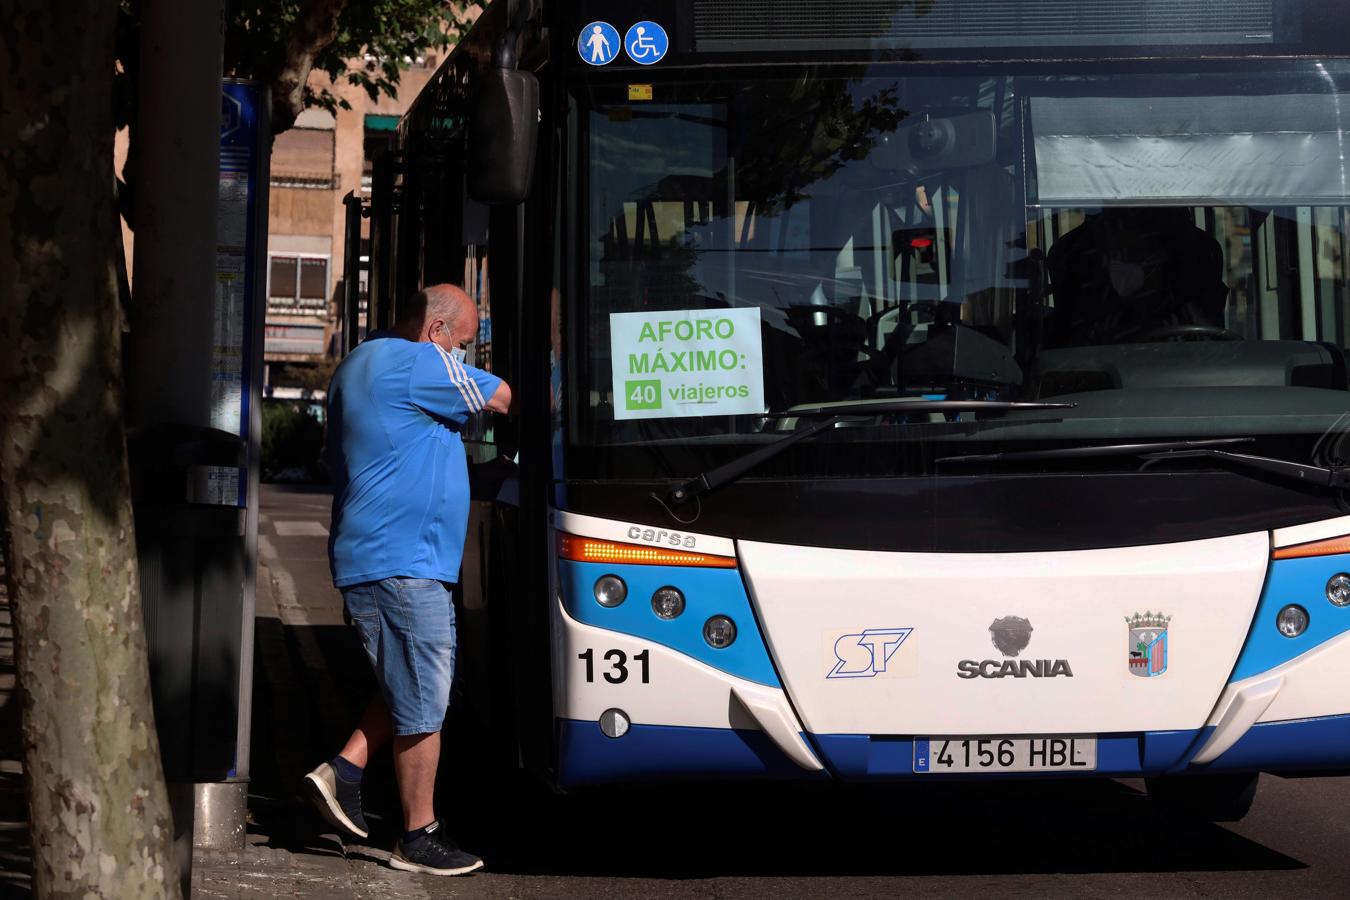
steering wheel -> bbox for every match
[1136,324,1242,342]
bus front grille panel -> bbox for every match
[691,0,1276,50]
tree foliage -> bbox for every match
[224,0,484,133]
[115,0,481,222]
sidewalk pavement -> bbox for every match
[192,484,465,898]
[192,484,596,899]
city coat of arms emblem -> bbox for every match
[1127,612,1170,677]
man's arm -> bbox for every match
[485,380,513,415]
[411,343,505,423]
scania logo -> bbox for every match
[958,615,1075,679]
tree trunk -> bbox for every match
[0,4,181,898]
[271,0,349,135]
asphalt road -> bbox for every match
[200,483,1350,899]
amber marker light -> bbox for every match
[1272,535,1350,560]
[557,533,737,568]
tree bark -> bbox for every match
[0,4,181,898]
[271,0,349,135]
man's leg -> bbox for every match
[304,700,379,839]
[304,583,385,839]
[383,579,481,875]
[388,726,481,875]
[392,731,440,831]
[338,694,394,768]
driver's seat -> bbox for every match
[1047,207,1229,346]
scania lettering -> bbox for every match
[359,0,1350,820]
[957,659,1074,679]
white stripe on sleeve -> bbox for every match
[433,344,479,412]
[450,353,487,409]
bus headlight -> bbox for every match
[703,615,737,649]
[651,587,685,620]
[594,575,627,608]
[1277,604,1309,638]
[1327,574,1350,607]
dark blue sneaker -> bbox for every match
[390,822,484,876]
[304,761,369,839]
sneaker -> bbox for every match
[303,761,369,839]
[390,824,484,876]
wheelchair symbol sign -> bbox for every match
[578,22,620,66]
[625,21,668,65]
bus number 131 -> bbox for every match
[579,648,650,684]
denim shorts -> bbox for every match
[342,577,456,736]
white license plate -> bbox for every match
[913,736,1097,773]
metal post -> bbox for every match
[127,1,222,431]
[227,77,270,847]
[127,0,225,890]
[342,192,364,354]
[369,151,400,330]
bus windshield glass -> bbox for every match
[570,61,1350,480]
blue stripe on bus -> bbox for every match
[559,559,781,686]
[1230,552,1350,682]
[556,723,1214,784]
[1195,713,1350,772]
[556,719,823,786]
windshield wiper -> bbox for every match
[1140,447,1350,492]
[938,438,1254,465]
[772,399,1076,418]
[666,400,1074,505]
[937,438,1350,492]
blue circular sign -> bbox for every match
[578,21,621,66]
[624,21,669,66]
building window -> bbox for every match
[299,258,328,303]
[269,254,329,311]
[268,257,298,306]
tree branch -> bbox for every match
[270,0,348,135]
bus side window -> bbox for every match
[461,221,496,461]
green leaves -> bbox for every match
[223,0,484,129]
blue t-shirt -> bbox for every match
[327,333,502,588]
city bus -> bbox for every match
[353,0,1350,819]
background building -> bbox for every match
[263,55,441,396]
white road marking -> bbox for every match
[274,521,329,537]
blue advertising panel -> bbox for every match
[212,82,265,507]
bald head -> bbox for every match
[399,284,473,333]
[396,284,478,349]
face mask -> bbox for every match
[450,347,466,364]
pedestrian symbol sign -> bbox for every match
[579,21,620,66]
[625,21,668,65]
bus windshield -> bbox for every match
[570,60,1350,480]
